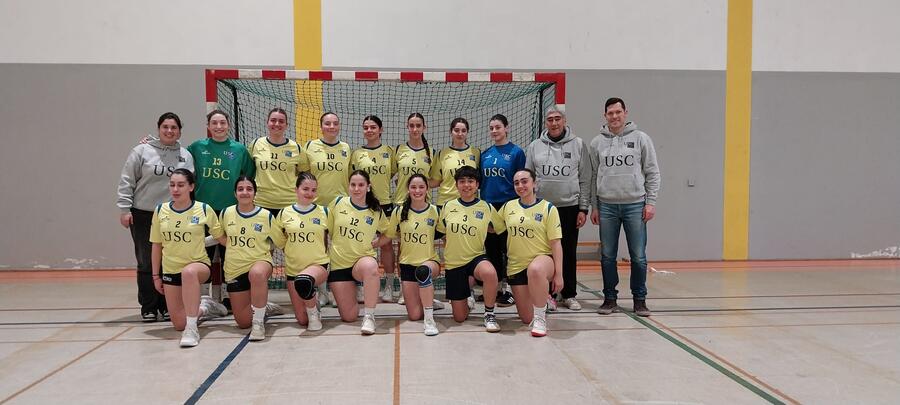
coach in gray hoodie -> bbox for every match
[117,112,194,322]
[525,106,592,310]
[588,98,660,317]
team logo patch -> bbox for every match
[564,152,572,159]
[365,216,374,225]
[424,157,431,164]
[469,155,476,161]
[475,211,484,219]
[178,157,186,162]
[503,154,511,161]
[228,220,236,226]
[191,216,200,224]
[312,217,320,225]
[254,223,263,232]
[426,218,435,226]
[626,142,635,148]
[382,152,389,158]
[285,151,293,157]
[341,150,348,157]
[201,150,210,155]
[534,213,544,222]
[224,151,235,160]
[340,210,348,215]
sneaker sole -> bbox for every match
[361,329,375,335]
[486,327,501,333]
[530,330,547,337]
[180,341,199,348]
[249,334,265,341]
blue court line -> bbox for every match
[185,334,250,405]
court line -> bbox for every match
[393,319,400,405]
[0,326,133,404]
[577,281,789,404]
[184,334,250,405]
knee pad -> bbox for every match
[293,274,317,300]
[415,265,433,288]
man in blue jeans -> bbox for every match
[588,97,660,316]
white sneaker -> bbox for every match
[360,314,376,335]
[200,296,228,320]
[265,302,284,317]
[483,312,500,333]
[432,299,445,310]
[423,317,439,336]
[381,281,394,303]
[306,308,323,331]
[530,316,547,337]
[249,320,265,341]
[397,294,405,305]
[546,295,558,312]
[467,294,475,310]
[356,285,365,304]
[180,325,200,347]
[562,297,582,311]
[327,290,336,308]
[317,289,329,308]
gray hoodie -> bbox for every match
[524,127,591,210]
[117,139,194,212]
[588,122,660,206]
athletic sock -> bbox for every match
[186,316,198,329]
[484,305,495,315]
[252,305,266,323]
[533,305,546,320]
[424,306,434,320]
[364,307,375,317]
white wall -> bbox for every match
[754,0,900,72]
[0,0,293,65]
[322,0,727,70]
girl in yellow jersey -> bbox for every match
[430,118,480,206]
[382,174,443,336]
[497,168,564,337]
[271,172,330,332]
[150,169,227,347]
[327,170,390,335]
[215,176,275,341]
[249,108,309,216]
[350,115,397,303]
[305,112,352,205]
[436,166,502,333]
[393,112,434,305]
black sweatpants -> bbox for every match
[130,208,167,314]
[557,205,581,299]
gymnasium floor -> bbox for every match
[1,260,898,404]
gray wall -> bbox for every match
[750,72,900,259]
[1,65,897,268]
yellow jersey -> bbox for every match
[150,201,222,274]
[219,206,274,281]
[436,198,503,269]
[393,143,432,205]
[249,137,308,209]
[351,144,394,205]
[327,197,389,270]
[305,139,352,205]
[272,204,330,277]
[430,145,480,205]
[498,199,562,276]
[386,203,440,265]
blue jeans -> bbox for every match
[598,201,648,300]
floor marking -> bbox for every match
[0,326,132,404]
[393,319,400,405]
[184,334,250,405]
[578,281,789,404]
[646,316,801,404]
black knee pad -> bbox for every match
[415,265,433,287]
[294,274,317,300]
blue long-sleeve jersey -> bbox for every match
[480,142,526,203]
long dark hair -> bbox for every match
[233,175,257,193]
[171,168,196,201]
[407,113,431,159]
[400,173,429,223]
[349,170,382,215]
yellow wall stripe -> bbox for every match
[294,0,323,143]
[723,0,753,260]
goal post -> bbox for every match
[204,69,566,152]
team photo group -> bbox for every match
[116,97,660,347]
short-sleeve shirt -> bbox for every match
[393,143,432,205]
[305,139,352,205]
[351,144,395,205]
[249,137,307,209]
[497,199,562,276]
[436,198,503,269]
[386,203,440,265]
[326,197,389,270]
[272,204,330,277]
[219,206,274,281]
[430,145,480,206]
[150,201,222,274]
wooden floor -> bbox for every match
[1,260,898,404]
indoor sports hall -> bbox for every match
[1,1,898,404]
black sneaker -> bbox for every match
[475,294,485,302]
[597,299,617,315]
[222,297,232,314]
[633,300,651,317]
[159,308,170,322]
[496,291,515,307]
[141,311,158,323]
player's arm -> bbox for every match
[549,238,563,294]
[151,243,164,294]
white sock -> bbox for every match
[306,306,319,317]
[533,305,546,320]
[252,305,266,323]
[424,306,434,321]
[186,316,198,329]
[364,307,375,317]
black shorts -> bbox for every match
[381,204,394,217]
[445,255,490,300]
[327,268,359,283]
[161,273,182,286]
[286,264,328,281]
[398,262,438,282]
[507,270,529,286]
[225,272,251,293]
